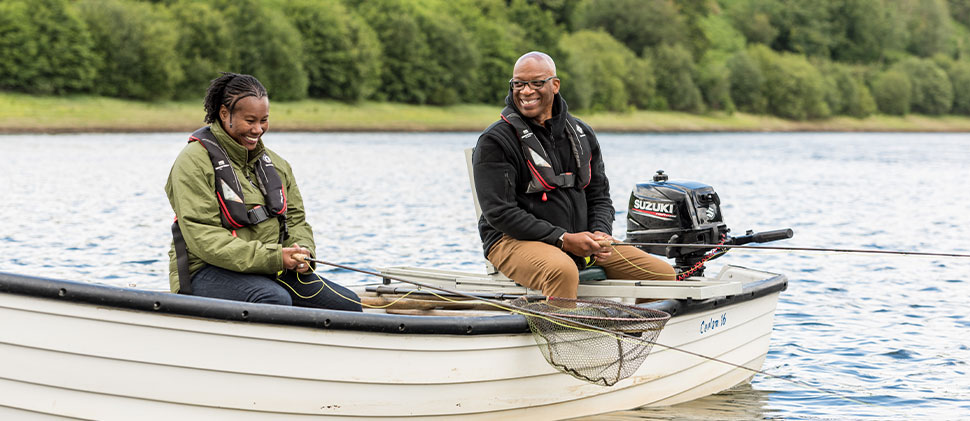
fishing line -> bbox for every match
[297,255,889,409]
[275,269,419,309]
[610,242,970,258]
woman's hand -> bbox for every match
[282,244,311,273]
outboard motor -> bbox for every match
[626,170,793,277]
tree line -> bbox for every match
[2,0,970,120]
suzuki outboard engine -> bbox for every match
[626,170,793,277]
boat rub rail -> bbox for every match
[0,272,786,335]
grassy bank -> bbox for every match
[3,92,970,133]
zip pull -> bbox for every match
[542,192,548,202]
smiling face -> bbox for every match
[511,55,560,125]
[219,95,269,151]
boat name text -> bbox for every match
[699,313,727,334]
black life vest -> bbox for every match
[172,126,288,294]
[187,126,287,228]
[500,106,592,194]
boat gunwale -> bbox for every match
[0,271,786,335]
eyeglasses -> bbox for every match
[509,76,558,91]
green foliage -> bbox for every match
[212,0,307,101]
[949,0,970,27]
[748,45,829,120]
[649,44,704,112]
[558,30,653,112]
[282,0,381,102]
[699,13,745,55]
[458,0,533,104]
[901,0,952,57]
[697,54,735,114]
[722,0,779,45]
[77,0,182,100]
[830,0,901,63]
[945,60,970,115]
[577,0,687,55]
[817,61,876,118]
[892,57,953,114]
[727,50,767,114]
[871,70,912,115]
[351,0,479,105]
[507,0,564,58]
[166,0,234,100]
[0,0,99,94]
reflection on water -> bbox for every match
[1,132,969,420]
[581,383,775,421]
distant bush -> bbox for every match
[749,46,829,120]
[351,0,479,105]
[699,13,746,55]
[697,54,735,114]
[77,0,182,101]
[210,0,307,101]
[577,0,687,55]
[902,0,952,57]
[166,0,234,100]
[892,57,953,115]
[727,50,767,114]
[871,70,911,115]
[830,0,900,63]
[649,44,704,112]
[945,60,970,115]
[0,0,99,94]
[818,61,875,118]
[283,0,381,102]
[558,30,653,112]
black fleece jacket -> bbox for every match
[473,93,615,260]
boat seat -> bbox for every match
[580,266,607,282]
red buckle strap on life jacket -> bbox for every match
[500,106,592,194]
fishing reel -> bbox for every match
[625,170,793,277]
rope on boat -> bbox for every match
[294,255,891,409]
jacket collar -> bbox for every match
[209,122,265,165]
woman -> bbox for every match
[166,72,361,311]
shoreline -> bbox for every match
[3,92,970,134]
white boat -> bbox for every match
[0,263,785,420]
[0,150,789,419]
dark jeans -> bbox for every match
[191,265,362,312]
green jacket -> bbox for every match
[165,123,314,293]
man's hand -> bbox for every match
[561,231,611,258]
[591,231,614,260]
[282,243,311,273]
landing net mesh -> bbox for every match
[522,297,671,386]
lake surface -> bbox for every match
[1,131,968,420]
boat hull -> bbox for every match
[0,270,784,420]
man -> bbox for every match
[472,51,675,299]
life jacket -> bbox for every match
[172,126,288,294]
[500,106,592,195]
[187,126,287,229]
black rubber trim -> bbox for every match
[0,271,786,335]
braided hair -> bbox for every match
[203,72,268,124]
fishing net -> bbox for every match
[521,297,671,386]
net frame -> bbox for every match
[522,297,671,386]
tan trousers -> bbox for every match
[486,235,676,298]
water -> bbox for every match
[1,132,968,420]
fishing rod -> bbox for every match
[294,254,877,407]
[606,241,970,259]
